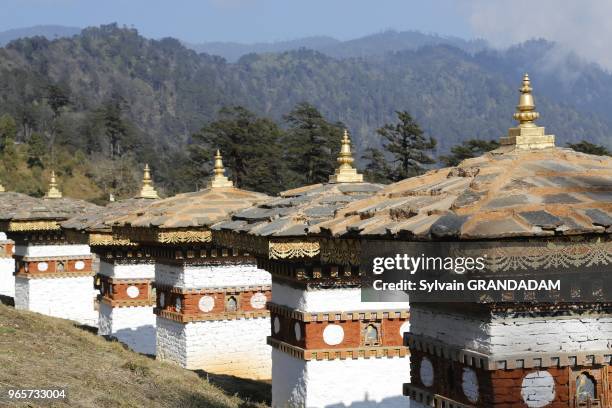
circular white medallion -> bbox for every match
[159,292,165,307]
[126,285,140,299]
[198,295,215,312]
[250,292,267,309]
[273,316,281,334]
[399,321,411,338]
[322,324,344,346]
[420,357,434,387]
[462,368,479,403]
[175,297,182,312]
[294,322,302,341]
[521,371,555,407]
[37,262,48,272]
[75,260,85,270]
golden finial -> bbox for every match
[139,164,160,199]
[513,73,540,127]
[45,171,63,199]
[207,149,234,188]
[329,129,363,183]
[500,74,555,150]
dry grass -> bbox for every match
[0,303,270,407]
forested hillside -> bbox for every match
[0,24,610,199]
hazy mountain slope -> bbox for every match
[189,30,488,62]
[188,35,339,62]
[0,24,610,197]
[0,25,81,46]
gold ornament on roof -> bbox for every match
[45,171,63,199]
[139,164,160,199]
[207,150,234,188]
[329,129,363,183]
[500,73,555,150]
[513,73,540,127]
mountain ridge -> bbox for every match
[0,24,610,197]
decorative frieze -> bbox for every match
[268,301,409,323]
[268,302,409,361]
[212,229,321,260]
[15,255,94,278]
[258,258,360,287]
[0,220,61,232]
[98,276,154,307]
[114,226,212,244]
[407,332,612,371]
[155,284,271,322]
[268,337,408,361]
[320,238,361,266]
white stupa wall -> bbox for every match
[156,315,271,379]
[99,301,156,355]
[410,307,612,357]
[0,234,15,298]
[271,281,409,312]
[270,280,411,407]
[14,244,91,257]
[97,260,156,354]
[155,262,272,379]
[15,275,97,326]
[155,262,271,289]
[0,256,15,298]
[13,243,96,326]
[99,260,155,279]
[272,349,410,408]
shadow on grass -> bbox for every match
[0,295,14,306]
[194,370,271,406]
[75,322,98,334]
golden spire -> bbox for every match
[329,129,363,183]
[500,73,555,150]
[207,149,234,188]
[45,171,63,199]
[139,164,160,199]
[513,73,540,127]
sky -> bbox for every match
[2,0,612,68]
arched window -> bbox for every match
[226,296,238,312]
[57,261,65,272]
[576,372,596,402]
[364,324,380,345]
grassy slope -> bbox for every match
[0,304,269,407]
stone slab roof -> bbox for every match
[110,187,270,229]
[61,198,158,233]
[0,193,99,222]
[213,182,384,237]
[314,147,612,240]
[0,192,39,221]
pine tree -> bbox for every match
[283,102,343,187]
[439,139,500,167]
[0,114,17,152]
[567,141,610,156]
[361,147,392,183]
[190,106,285,194]
[98,95,130,159]
[372,110,436,181]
